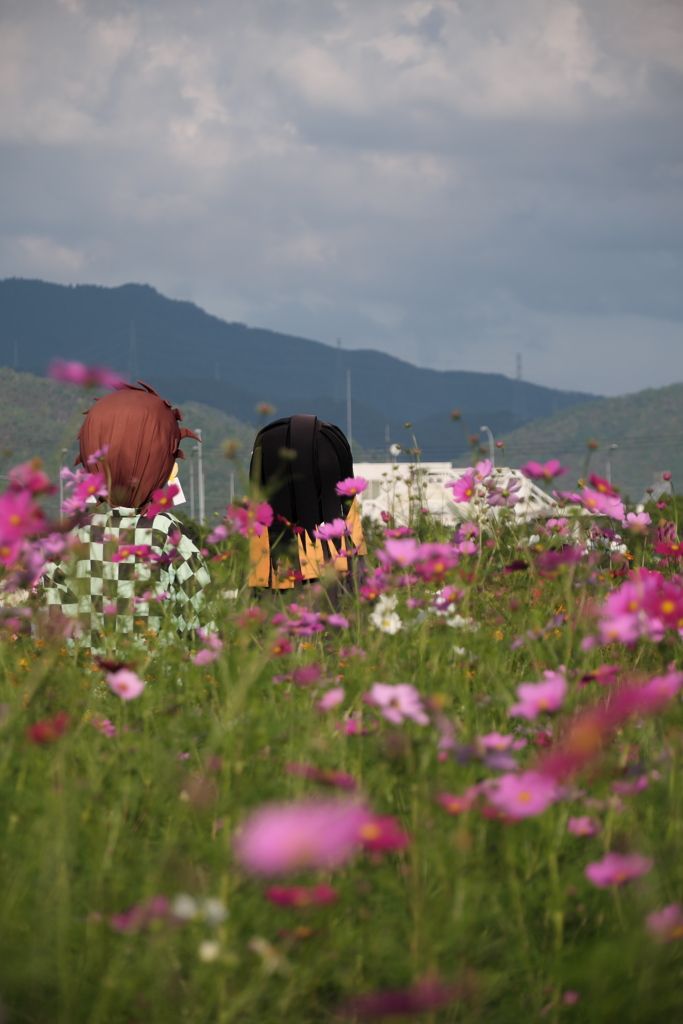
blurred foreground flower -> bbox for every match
[48,359,127,389]
[487,771,559,820]
[584,852,653,888]
[233,799,370,875]
[106,668,146,700]
[520,459,567,482]
[266,884,338,907]
[26,711,69,745]
[509,669,567,720]
[365,682,428,726]
[646,903,683,942]
[567,816,601,837]
[338,977,464,1018]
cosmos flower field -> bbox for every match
[1,379,683,1022]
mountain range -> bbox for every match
[0,278,599,457]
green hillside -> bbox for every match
[0,368,254,518]
[501,382,683,500]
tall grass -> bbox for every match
[1,454,683,1023]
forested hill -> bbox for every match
[0,278,599,457]
[501,382,683,501]
[0,367,254,517]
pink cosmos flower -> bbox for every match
[109,895,171,933]
[584,851,653,888]
[7,461,55,496]
[475,459,493,480]
[233,799,370,875]
[193,630,223,666]
[487,771,559,820]
[520,459,568,482]
[624,511,651,533]
[508,669,567,720]
[207,524,229,543]
[111,544,152,562]
[378,537,421,568]
[358,815,411,853]
[612,776,649,796]
[226,500,273,538]
[580,487,625,520]
[486,476,522,507]
[478,732,527,752]
[0,488,45,543]
[147,483,180,517]
[91,715,117,738]
[326,613,349,629]
[335,477,368,496]
[49,359,127,390]
[567,816,600,837]
[106,668,146,700]
[317,686,345,712]
[446,471,476,503]
[589,473,619,497]
[646,903,683,942]
[365,682,429,726]
[313,518,350,540]
[437,790,478,815]
[266,884,338,907]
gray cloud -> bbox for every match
[1,0,682,396]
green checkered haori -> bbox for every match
[42,507,212,650]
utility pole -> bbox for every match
[480,425,495,466]
[59,447,68,515]
[606,444,618,486]
[196,427,205,525]
[190,447,195,521]
[128,320,138,383]
[346,369,352,453]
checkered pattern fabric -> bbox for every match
[41,507,212,650]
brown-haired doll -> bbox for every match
[42,382,212,651]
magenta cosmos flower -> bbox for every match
[508,669,567,720]
[49,359,127,390]
[446,471,476,503]
[365,682,429,726]
[266,883,338,907]
[487,770,559,820]
[584,851,653,888]
[147,483,180,517]
[106,668,146,700]
[520,459,568,482]
[335,477,368,496]
[646,903,683,942]
[233,799,370,875]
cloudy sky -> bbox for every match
[1,0,682,396]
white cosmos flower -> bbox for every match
[446,614,479,631]
[370,608,403,634]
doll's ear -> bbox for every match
[173,407,183,421]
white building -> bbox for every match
[354,461,557,526]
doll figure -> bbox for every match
[42,382,211,651]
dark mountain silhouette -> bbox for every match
[0,278,599,456]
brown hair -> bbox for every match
[76,382,199,511]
